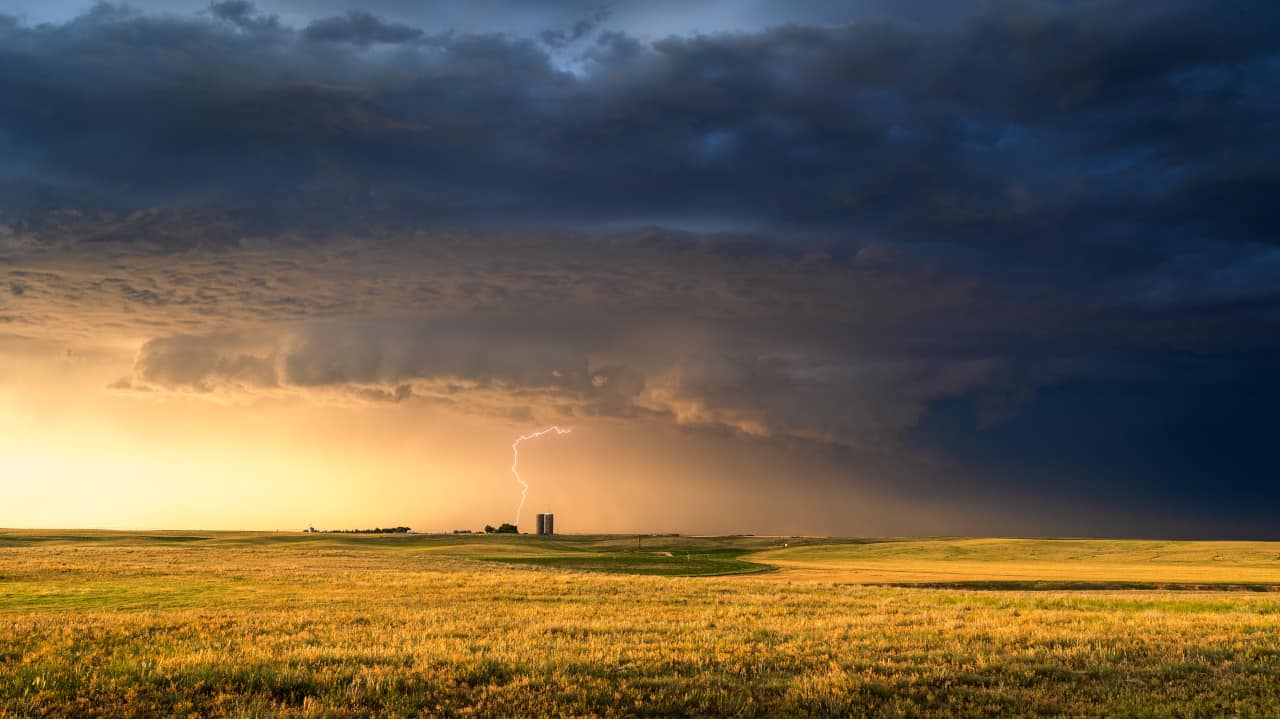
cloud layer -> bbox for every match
[10,228,1017,445]
[2,1,1278,535]
[1,2,1276,244]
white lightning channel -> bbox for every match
[512,426,571,526]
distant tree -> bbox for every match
[484,525,496,534]
[453,529,472,534]
[496,523,518,534]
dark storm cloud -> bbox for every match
[302,10,424,45]
[2,1,1279,536]
[540,8,610,48]
[208,0,276,29]
[0,0,1275,250]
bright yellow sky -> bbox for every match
[1,348,944,534]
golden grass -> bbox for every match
[2,533,1280,717]
[747,538,1280,585]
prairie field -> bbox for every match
[2,531,1280,717]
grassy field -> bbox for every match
[750,537,1280,589]
[2,531,1280,717]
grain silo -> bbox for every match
[536,513,554,535]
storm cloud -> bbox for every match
[1,1,1278,536]
[0,2,1275,243]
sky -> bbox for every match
[0,0,1277,537]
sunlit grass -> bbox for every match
[2,532,1279,717]
[749,538,1280,586]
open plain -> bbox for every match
[2,531,1279,717]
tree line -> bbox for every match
[306,526,412,534]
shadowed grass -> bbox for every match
[481,548,769,576]
[877,581,1280,592]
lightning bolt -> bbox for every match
[511,425,571,526]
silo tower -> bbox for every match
[536,513,555,535]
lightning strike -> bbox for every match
[511,425,571,525]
